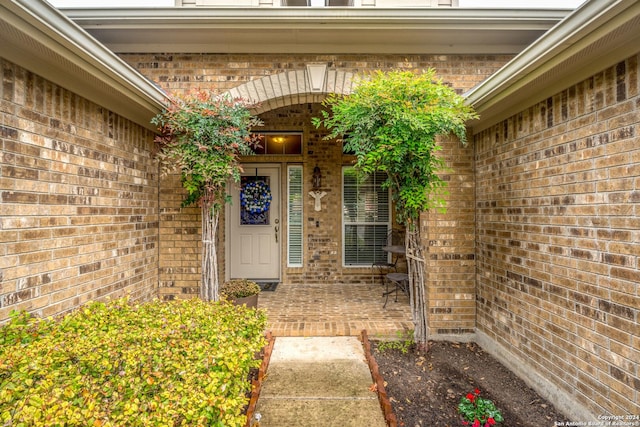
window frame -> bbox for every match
[287,165,304,267]
[281,0,354,6]
[250,132,303,155]
[341,166,391,267]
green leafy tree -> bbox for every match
[313,69,478,350]
[152,91,262,301]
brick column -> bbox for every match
[422,135,476,337]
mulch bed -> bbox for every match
[370,339,571,427]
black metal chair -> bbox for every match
[371,229,404,287]
[383,272,409,308]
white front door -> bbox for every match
[228,166,280,280]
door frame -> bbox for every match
[225,163,282,282]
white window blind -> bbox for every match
[288,166,303,266]
[342,167,390,266]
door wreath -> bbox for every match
[240,181,272,214]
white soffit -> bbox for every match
[61,8,570,54]
[0,0,167,130]
[465,0,640,134]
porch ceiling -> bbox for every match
[60,8,570,54]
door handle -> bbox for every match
[274,225,279,243]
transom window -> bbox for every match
[342,167,390,266]
[251,133,302,155]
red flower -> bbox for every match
[472,419,481,427]
[474,388,481,395]
[487,418,496,426]
[466,393,475,402]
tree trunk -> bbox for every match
[405,225,429,352]
[201,201,220,301]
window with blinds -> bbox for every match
[288,166,303,266]
[342,167,390,266]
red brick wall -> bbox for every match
[474,54,640,416]
[0,60,159,321]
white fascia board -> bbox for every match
[0,0,168,131]
[64,7,570,28]
[465,0,640,133]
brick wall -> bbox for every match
[422,134,476,336]
[0,59,159,321]
[157,174,201,300]
[257,103,347,285]
[122,53,509,97]
[125,53,509,335]
[474,54,640,416]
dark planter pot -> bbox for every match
[232,294,258,308]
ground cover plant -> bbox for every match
[0,297,267,427]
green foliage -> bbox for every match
[313,69,478,227]
[220,279,261,299]
[376,330,415,354]
[151,91,262,209]
[0,298,267,427]
[458,388,504,426]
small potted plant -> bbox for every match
[458,388,503,427]
[220,279,261,308]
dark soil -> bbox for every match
[372,340,571,427]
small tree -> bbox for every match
[313,69,477,350]
[152,91,262,301]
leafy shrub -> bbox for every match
[376,330,415,354]
[0,297,267,426]
[220,279,261,299]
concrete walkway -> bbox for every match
[251,336,387,427]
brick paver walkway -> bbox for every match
[259,282,413,338]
